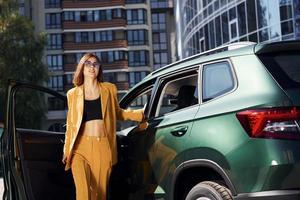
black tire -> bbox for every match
[185,181,233,200]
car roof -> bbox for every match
[131,40,300,91]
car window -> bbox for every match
[118,88,152,130]
[15,87,66,132]
[202,61,234,102]
[259,52,300,89]
[156,74,198,117]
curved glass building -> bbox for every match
[175,0,300,59]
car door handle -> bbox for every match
[170,125,188,137]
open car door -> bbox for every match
[1,80,75,200]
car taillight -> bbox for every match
[236,107,300,140]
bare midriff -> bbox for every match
[79,119,106,137]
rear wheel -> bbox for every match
[185,181,232,200]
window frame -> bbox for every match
[149,67,200,118]
[119,78,157,120]
[200,59,237,104]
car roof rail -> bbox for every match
[152,41,256,75]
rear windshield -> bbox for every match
[259,52,300,89]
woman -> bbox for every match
[62,53,144,200]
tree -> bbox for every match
[0,8,48,129]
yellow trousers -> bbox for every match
[71,134,112,200]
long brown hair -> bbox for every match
[72,53,103,86]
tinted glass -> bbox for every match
[259,52,300,89]
[202,61,234,102]
[157,74,198,116]
[15,87,66,131]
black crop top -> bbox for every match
[82,96,103,122]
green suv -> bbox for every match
[111,41,300,200]
[2,41,300,200]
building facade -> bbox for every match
[175,0,300,59]
[19,0,176,131]
[150,0,177,70]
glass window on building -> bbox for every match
[45,13,61,29]
[63,11,74,21]
[107,9,112,20]
[214,0,220,11]
[64,32,74,43]
[129,71,147,87]
[128,30,148,45]
[246,0,257,33]
[47,34,62,50]
[117,72,128,82]
[87,10,93,22]
[281,20,294,35]
[127,9,147,24]
[215,16,222,46]
[75,32,94,43]
[94,10,100,21]
[103,72,128,82]
[128,50,149,66]
[259,28,269,42]
[256,0,269,29]
[108,51,114,63]
[99,10,105,20]
[47,55,63,71]
[153,32,167,50]
[45,0,60,8]
[80,11,87,22]
[152,13,166,30]
[154,52,168,69]
[221,11,229,43]
[75,11,80,22]
[268,1,281,39]
[76,53,84,63]
[220,0,227,7]
[113,9,122,19]
[95,31,113,42]
[151,0,169,8]
[127,0,146,4]
[103,72,114,82]
[209,20,216,48]
[249,32,258,42]
[64,54,76,64]
[88,32,93,43]
[229,18,238,41]
[280,2,293,21]
[48,75,64,91]
[237,2,247,37]
[65,74,73,85]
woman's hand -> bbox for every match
[62,154,68,164]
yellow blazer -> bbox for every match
[63,81,143,171]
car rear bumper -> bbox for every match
[234,190,300,200]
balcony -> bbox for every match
[63,19,126,30]
[63,39,127,51]
[102,60,128,70]
[62,0,125,8]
